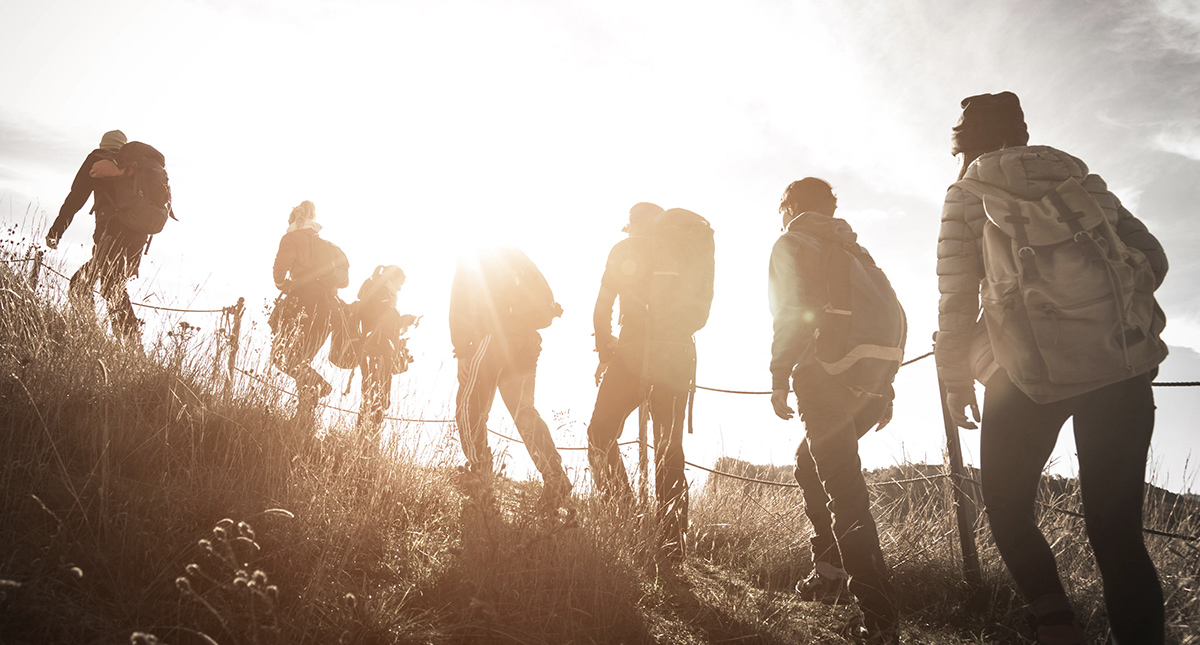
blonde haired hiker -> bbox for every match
[270,200,349,422]
[351,265,417,437]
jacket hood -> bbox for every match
[787,212,857,245]
[964,145,1090,200]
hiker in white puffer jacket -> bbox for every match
[936,92,1169,645]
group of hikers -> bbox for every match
[48,91,1170,645]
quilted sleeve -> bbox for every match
[935,186,986,391]
[1115,203,1169,289]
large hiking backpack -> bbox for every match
[648,208,715,339]
[490,247,562,331]
[306,236,351,291]
[811,236,907,394]
[955,177,1167,401]
[106,142,174,235]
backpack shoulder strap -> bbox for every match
[953,178,1042,279]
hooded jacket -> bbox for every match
[769,212,879,390]
[49,148,122,241]
[935,145,1168,395]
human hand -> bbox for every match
[875,401,894,431]
[594,361,608,387]
[45,234,60,249]
[946,387,980,429]
[771,389,794,420]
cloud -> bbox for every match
[1154,123,1200,160]
[0,113,83,173]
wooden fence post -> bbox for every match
[938,374,982,589]
[638,401,650,506]
[225,298,244,394]
[28,250,43,291]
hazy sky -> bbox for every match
[2,0,1199,491]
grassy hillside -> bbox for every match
[0,255,1197,644]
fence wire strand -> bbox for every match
[16,253,1200,542]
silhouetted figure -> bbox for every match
[47,130,173,346]
[450,246,571,511]
[587,202,714,564]
[937,92,1169,645]
[769,178,903,643]
[270,201,348,421]
[352,265,417,436]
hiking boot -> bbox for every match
[1035,621,1088,645]
[538,474,572,512]
[796,569,852,605]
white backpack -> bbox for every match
[954,177,1166,402]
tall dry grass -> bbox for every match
[0,236,1197,644]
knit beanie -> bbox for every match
[950,92,1029,155]
[624,202,664,234]
[99,130,127,151]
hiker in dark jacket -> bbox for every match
[769,178,899,643]
[353,265,417,435]
[586,202,695,563]
[450,246,571,511]
[270,200,339,420]
[46,130,145,343]
[937,92,1169,645]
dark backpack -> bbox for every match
[648,208,715,339]
[490,247,562,331]
[108,142,174,235]
[306,236,350,291]
[812,237,907,394]
[328,299,363,369]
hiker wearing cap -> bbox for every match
[769,178,904,643]
[46,130,149,344]
[936,91,1169,644]
[587,202,714,564]
[270,200,349,421]
[449,246,572,512]
[352,265,417,435]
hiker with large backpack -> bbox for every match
[937,92,1169,645]
[586,202,714,564]
[46,130,174,346]
[331,265,418,436]
[449,246,572,512]
[270,200,349,421]
[769,178,905,644]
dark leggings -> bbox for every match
[980,371,1163,644]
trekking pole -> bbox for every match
[937,371,982,589]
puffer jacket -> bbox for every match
[935,145,1168,394]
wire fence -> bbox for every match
[11,251,1200,543]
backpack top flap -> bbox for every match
[976,177,1107,247]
